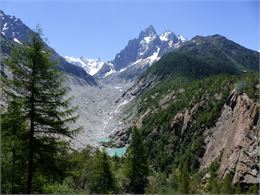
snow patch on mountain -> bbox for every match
[148,47,160,64]
[3,23,8,31]
[104,62,115,77]
[130,47,160,69]
[13,38,22,44]
[178,35,186,42]
[159,31,172,41]
[65,56,104,75]
[143,34,156,44]
[119,67,127,72]
[139,34,157,56]
[89,25,188,81]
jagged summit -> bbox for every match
[139,25,157,39]
[95,25,187,81]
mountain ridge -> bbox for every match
[94,25,186,82]
[64,56,105,76]
[0,10,97,86]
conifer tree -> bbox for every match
[91,151,116,193]
[3,28,80,193]
[125,127,149,194]
[1,98,27,193]
[177,155,190,193]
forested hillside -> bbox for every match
[1,10,259,194]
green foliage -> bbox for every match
[177,156,190,193]
[220,173,234,194]
[131,71,259,176]
[206,158,221,193]
[90,151,116,193]
[43,179,76,194]
[48,146,118,194]
[125,127,149,194]
[1,28,80,193]
[248,183,259,194]
[235,184,242,194]
[235,72,259,100]
[137,74,231,172]
[1,99,28,193]
[143,34,258,81]
[2,26,258,194]
[62,146,95,193]
[144,52,239,81]
[145,172,168,193]
[145,172,178,194]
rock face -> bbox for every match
[119,74,157,103]
[95,25,186,82]
[112,87,259,188]
[201,92,259,186]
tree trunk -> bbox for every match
[26,62,36,194]
[26,100,35,194]
[26,121,34,194]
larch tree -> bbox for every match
[3,28,81,193]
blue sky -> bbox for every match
[1,0,259,60]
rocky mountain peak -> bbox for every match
[138,25,157,39]
[159,30,177,42]
[95,25,187,82]
[1,10,31,43]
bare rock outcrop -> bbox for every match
[201,91,259,185]
[170,101,205,135]
[118,74,157,104]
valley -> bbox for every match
[1,7,259,194]
[66,75,133,149]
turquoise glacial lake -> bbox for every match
[96,137,127,157]
[106,147,127,157]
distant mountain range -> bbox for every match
[64,56,105,76]
[65,25,186,82]
[1,9,259,190]
[1,8,188,84]
[119,33,259,101]
[110,29,259,189]
[0,10,97,86]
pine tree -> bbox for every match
[177,155,190,194]
[91,151,116,193]
[3,27,80,193]
[100,151,116,193]
[125,127,149,194]
[1,98,27,193]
